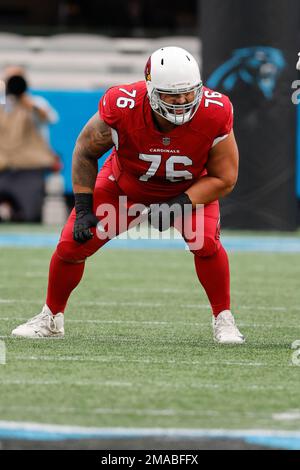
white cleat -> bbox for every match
[213,310,245,344]
[11,305,64,338]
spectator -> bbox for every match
[0,66,60,222]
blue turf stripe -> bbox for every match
[1,233,300,252]
[0,427,299,449]
[0,429,133,441]
[245,436,300,450]
[0,234,59,247]
[0,429,81,441]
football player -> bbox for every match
[12,47,245,344]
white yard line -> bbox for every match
[10,354,269,367]
[1,297,300,312]
[0,283,295,297]
[272,411,300,421]
[0,405,265,418]
[0,379,287,392]
[1,316,299,329]
[0,379,132,387]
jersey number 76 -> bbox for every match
[139,153,193,183]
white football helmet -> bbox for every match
[145,46,203,125]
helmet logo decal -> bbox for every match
[145,56,152,82]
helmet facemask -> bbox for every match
[149,83,203,125]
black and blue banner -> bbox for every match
[201,0,299,230]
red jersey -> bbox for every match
[99,81,233,205]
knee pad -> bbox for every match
[192,235,220,258]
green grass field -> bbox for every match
[0,243,300,432]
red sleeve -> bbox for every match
[98,87,121,128]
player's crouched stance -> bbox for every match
[11,47,245,344]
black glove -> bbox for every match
[73,193,99,243]
[148,193,193,232]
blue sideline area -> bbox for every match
[0,232,300,251]
[0,424,299,450]
[31,89,108,194]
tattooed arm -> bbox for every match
[71,113,114,243]
[72,112,114,194]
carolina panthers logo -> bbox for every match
[207,47,286,99]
